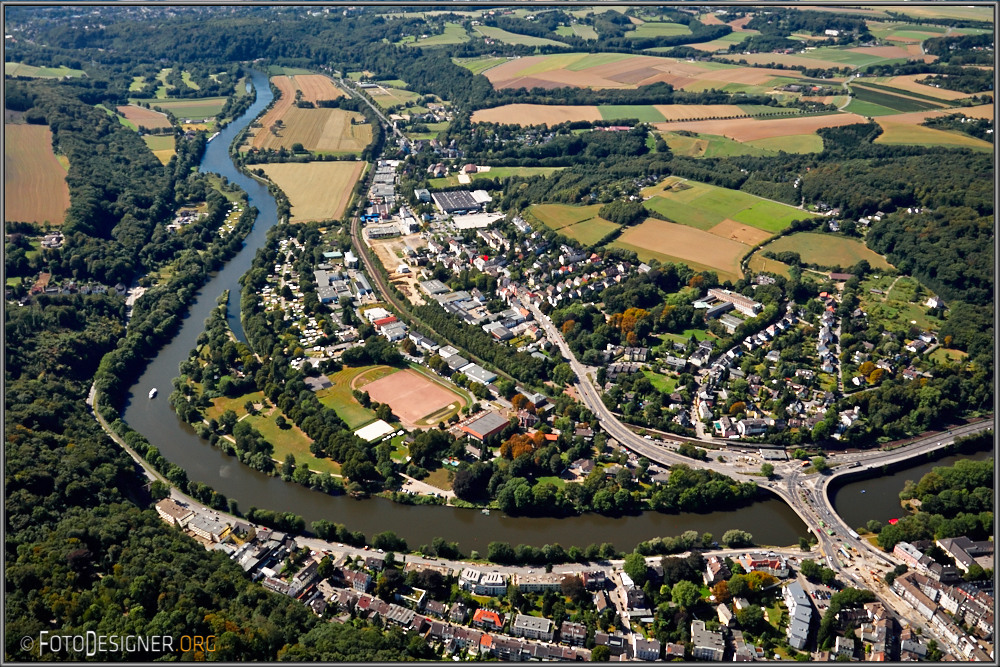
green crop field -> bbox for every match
[627,22,692,39]
[132,97,228,120]
[798,47,898,68]
[745,135,824,153]
[851,81,956,105]
[454,56,508,75]
[475,25,567,47]
[642,176,817,234]
[874,122,993,151]
[660,132,778,158]
[850,85,942,112]
[560,219,620,246]
[527,203,604,229]
[564,52,636,71]
[843,99,900,117]
[5,62,86,78]
[597,105,667,122]
[762,233,892,270]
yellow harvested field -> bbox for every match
[116,104,172,130]
[886,74,984,101]
[253,107,372,153]
[707,219,775,246]
[653,104,750,120]
[723,53,853,70]
[4,124,70,225]
[652,112,868,141]
[292,74,346,103]
[260,161,365,222]
[613,218,748,279]
[874,119,993,150]
[471,104,601,126]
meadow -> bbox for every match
[474,25,567,47]
[641,176,818,234]
[453,56,509,75]
[526,203,605,229]
[402,22,469,46]
[559,219,621,246]
[133,97,228,120]
[4,62,85,78]
[143,135,176,165]
[4,124,71,225]
[761,233,892,270]
[260,162,365,222]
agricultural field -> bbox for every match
[759,233,892,271]
[401,22,469,46]
[843,99,900,117]
[142,135,176,165]
[559,218,620,246]
[359,367,467,428]
[5,62,85,78]
[254,107,371,153]
[849,84,945,112]
[405,121,450,142]
[4,124,70,225]
[453,56,509,76]
[682,31,752,53]
[884,74,984,101]
[657,131,820,158]
[472,102,800,126]
[133,97,228,121]
[483,52,807,91]
[641,176,819,233]
[116,104,172,130]
[873,118,993,151]
[369,85,422,110]
[259,161,365,222]
[427,166,562,188]
[627,21,692,39]
[744,134,825,153]
[612,218,748,282]
[746,253,792,279]
[474,25,567,47]
[526,203,605,230]
[652,112,868,142]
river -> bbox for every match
[831,443,995,529]
[120,70,809,552]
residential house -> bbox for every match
[691,620,725,661]
[511,614,554,642]
[471,608,504,632]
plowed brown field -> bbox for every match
[708,219,774,245]
[4,124,70,225]
[652,112,868,141]
[117,105,172,130]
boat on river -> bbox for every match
[149,388,157,399]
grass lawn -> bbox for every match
[643,370,678,395]
[527,203,604,230]
[315,365,392,429]
[422,467,454,491]
[597,104,666,122]
[761,233,892,270]
[536,475,568,489]
[206,391,265,421]
[767,601,785,629]
[389,435,410,463]
[660,328,710,345]
[245,411,342,476]
[560,219,620,246]
[929,348,968,365]
[132,97,228,120]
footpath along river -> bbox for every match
[120,69,815,552]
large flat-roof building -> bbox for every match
[459,411,509,441]
[431,190,485,215]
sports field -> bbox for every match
[762,233,892,270]
[641,176,817,234]
[133,97,228,120]
[4,62,85,78]
[359,368,467,428]
[484,52,805,91]
[612,218,748,282]
[259,161,365,222]
[4,124,70,225]
[117,104,172,130]
[527,203,604,229]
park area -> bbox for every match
[641,176,818,234]
[612,218,750,282]
[759,233,893,271]
[4,124,70,225]
[356,367,467,429]
[259,161,365,222]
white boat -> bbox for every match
[481,508,490,516]
[207,131,220,143]
[149,388,158,399]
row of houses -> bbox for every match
[891,570,993,660]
